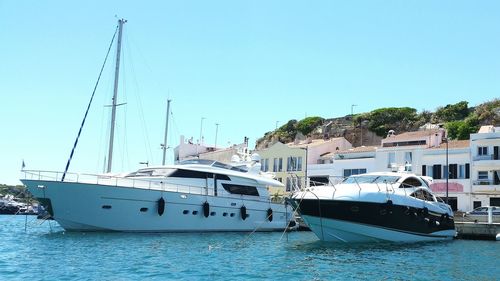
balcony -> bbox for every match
[473,179,498,186]
[471,180,500,193]
[473,154,495,161]
[473,155,500,168]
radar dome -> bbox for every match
[230,155,241,162]
[250,153,261,162]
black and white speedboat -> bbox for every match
[289,172,456,243]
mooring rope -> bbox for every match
[61,24,119,181]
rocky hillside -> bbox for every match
[255,99,500,149]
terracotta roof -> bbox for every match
[431,139,470,149]
[383,129,440,142]
[322,146,378,157]
[287,137,345,148]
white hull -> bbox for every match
[302,215,456,243]
[23,180,292,232]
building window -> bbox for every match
[286,177,291,192]
[433,165,442,179]
[426,165,433,178]
[261,158,269,172]
[273,158,278,172]
[287,157,299,171]
[343,168,367,177]
[478,171,488,180]
[473,201,482,209]
[448,164,457,179]
[478,146,488,156]
[448,197,458,211]
[297,157,303,171]
[458,164,465,179]
[443,165,449,179]
[404,152,412,163]
[387,152,395,168]
[278,158,283,172]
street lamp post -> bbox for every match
[199,117,206,145]
[351,104,357,146]
[215,123,219,148]
[445,136,449,204]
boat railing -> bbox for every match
[21,170,280,204]
[21,170,209,195]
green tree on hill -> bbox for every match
[432,101,470,123]
[356,107,418,137]
[296,117,324,136]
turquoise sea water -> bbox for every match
[0,216,499,281]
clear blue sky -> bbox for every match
[1,1,499,185]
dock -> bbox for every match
[455,222,500,240]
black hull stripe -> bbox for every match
[292,199,455,235]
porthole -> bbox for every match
[192,211,198,215]
[102,205,112,209]
[210,212,216,216]
[231,203,236,206]
[223,212,228,217]
[230,213,235,217]
[183,210,189,215]
[140,207,148,212]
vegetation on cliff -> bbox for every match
[256,99,499,148]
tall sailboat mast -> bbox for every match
[107,18,126,173]
[162,99,172,165]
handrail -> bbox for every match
[21,170,282,204]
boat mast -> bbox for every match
[162,99,172,165]
[107,18,126,173]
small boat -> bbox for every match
[289,172,456,243]
[0,195,27,215]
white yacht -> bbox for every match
[21,157,295,232]
[290,172,456,243]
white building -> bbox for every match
[469,126,500,208]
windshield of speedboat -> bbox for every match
[342,175,400,184]
[179,159,248,173]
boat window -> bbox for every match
[410,190,425,200]
[230,165,248,173]
[222,184,259,196]
[400,177,422,188]
[179,159,248,173]
[422,190,434,201]
[342,175,399,184]
[372,176,400,184]
[342,175,379,184]
[410,189,434,202]
[169,169,207,179]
